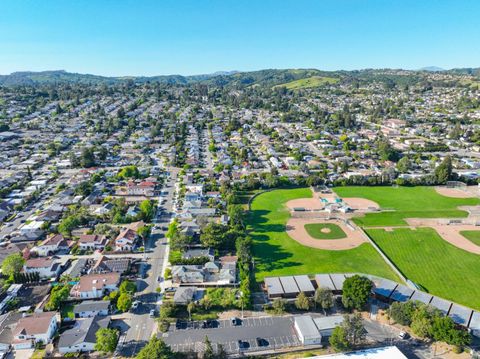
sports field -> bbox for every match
[248,188,399,282]
[304,223,346,239]
[460,230,480,246]
[365,227,480,309]
[334,186,480,226]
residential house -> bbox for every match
[90,255,131,274]
[114,228,137,251]
[73,300,110,318]
[12,312,58,349]
[78,234,108,251]
[23,257,63,279]
[33,234,69,256]
[70,272,120,299]
[58,316,110,354]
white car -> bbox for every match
[131,300,140,310]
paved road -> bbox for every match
[119,167,179,357]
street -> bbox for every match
[118,167,179,357]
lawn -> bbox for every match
[248,188,400,282]
[334,186,480,226]
[460,230,480,246]
[273,76,339,90]
[365,227,480,309]
[61,303,75,320]
[304,223,346,239]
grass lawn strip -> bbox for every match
[304,223,347,239]
[460,230,480,246]
[366,227,480,310]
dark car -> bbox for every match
[231,317,241,326]
[202,319,218,329]
[237,340,249,350]
[256,337,269,347]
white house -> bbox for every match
[78,234,108,251]
[23,257,62,279]
[12,312,58,349]
[33,234,69,256]
[70,272,120,299]
[58,316,110,354]
[73,300,110,318]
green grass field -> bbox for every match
[248,188,400,282]
[304,223,346,239]
[365,227,480,309]
[274,76,339,90]
[334,186,480,226]
[460,230,480,246]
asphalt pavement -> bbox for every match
[118,167,179,357]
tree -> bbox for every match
[200,222,230,249]
[314,287,334,314]
[1,253,25,278]
[45,285,70,311]
[388,301,416,326]
[160,301,176,319]
[139,200,155,221]
[329,326,350,352]
[187,301,195,321]
[136,336,174,359]
[396,156,411,173]
[117,292,132,312]
[342,313,366,346]
[271,298,286,314]
[204,336,214,359]
[94,328,118,354]
[80,147,96,168]
[295,292,310,310]
[342,275,372,310]
[435,155,453,184]
[119,280,136,294]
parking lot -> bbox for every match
[163,316,301,354]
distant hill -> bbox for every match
[419,66,445,72]
[0,67,479,87]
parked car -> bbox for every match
[149,309,156,317]
[132,300,141,310]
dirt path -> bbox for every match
[286,217,366,250]
[435,186,480,198]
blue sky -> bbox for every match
[0,0,479,76]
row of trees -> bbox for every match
[388,300,471,351]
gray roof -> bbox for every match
[313,315,344,331]
[59,316,110,349]
[390,284,414,302]
[430,296,452,315]
[315,274,335,291]
[294,275,315,293]
[372,278,397,298]
[279,276,299,295]
[264,277,284,296]
[294,316,321,340]
[409,291,432,305]
[469,311,480,331]
[73,300,110,314]
[173,287,196,304]
[330,274,347,291]
[448,304,472,326]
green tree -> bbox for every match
[80,147,96,168]
[160,301,176,319]
[187,301,196,321]
[139,200,155,221]
[396,156,411,173]
[117,292,132,312]
[295,292,310,310]
[45,285,70,311]
[204,336,214,359]
[329,326,350,352]
[136,336,174,359]
[200,222,229,249]
[1,253,25,278]
[434,155,453,184]
[271,298,286,314]
[388,301,416,326]
[94,328,118,354]
[342,313,366,346]
[314,287,334,314]
[342,275,372,310]
[119,280,136,294]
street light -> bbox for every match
[238,290,244,319]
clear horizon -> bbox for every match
[1,0,479,77]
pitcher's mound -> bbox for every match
[321,228,331,233]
